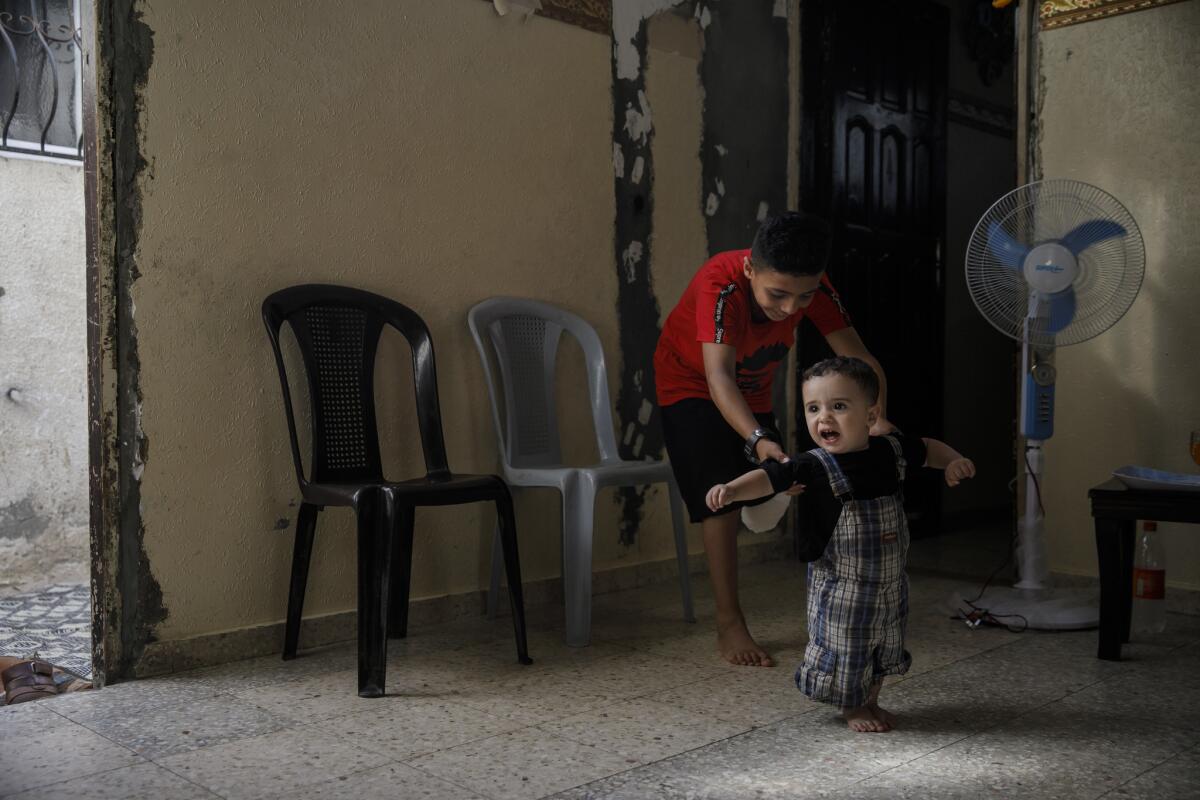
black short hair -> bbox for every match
[750,212,832,276]
[802,356,880,406]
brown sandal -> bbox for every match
[2,660,59,705]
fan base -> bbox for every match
[945,585,1098,631]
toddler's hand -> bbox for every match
[945,458,976,487]
[784,482,806,496]
[706,484,733,511]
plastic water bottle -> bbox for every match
[1131,520,1166,635]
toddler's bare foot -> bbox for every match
[869,702,896,729]
[865,680,894,729]
[843,705,887,733]
[716,615,773,667]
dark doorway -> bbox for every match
[796,0,949,536]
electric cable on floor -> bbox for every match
[950,459,1034,633]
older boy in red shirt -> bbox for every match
[655,212,893,666]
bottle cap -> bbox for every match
[1144,520,1158,531]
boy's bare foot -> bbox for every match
[843,705,888,732]
[716,616,774,667]
[869,702,897,729]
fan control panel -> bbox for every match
[1031,362,1056,386]
[1022,354,1056,440]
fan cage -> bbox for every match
[965,179,1145,347]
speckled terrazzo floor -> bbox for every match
[2,552,1197,799]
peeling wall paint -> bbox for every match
[698,2,791,435]
[642,7,708,551]
[94,0,167,680]
[699,2,789,253]
[613,0,683,80]
[610,1,691,543]
[610,1,791,541]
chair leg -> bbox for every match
[495,489,532,665]
[486,520,503,619]
[355,487,392,697]
[388,504,416,639]
[283,503,320,660]
[562,475,596,648]
[667,480,696,624]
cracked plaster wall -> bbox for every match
[0,157,88,592]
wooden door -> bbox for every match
[798,0,949,535]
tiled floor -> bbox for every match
[0,584,92,679]
[2,556,1198,799]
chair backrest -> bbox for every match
[467,297,620,469]
[262,284,450,485]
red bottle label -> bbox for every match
[1133,568,1165,600]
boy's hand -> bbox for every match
[784,482,806,496]
[755,438,789,464]
[706,484,734,511]
[870,416,898,436]
[945,458,976,487]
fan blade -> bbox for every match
[1046,287,1076,333]
[986,222,1029,268]
[1060,219,1126,256]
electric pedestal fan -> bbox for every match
[954,179,1145,630]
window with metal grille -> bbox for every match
[0,0,81,161]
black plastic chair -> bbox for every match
[262,284,532,697]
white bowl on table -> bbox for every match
[1112,465,1200,493]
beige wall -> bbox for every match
[132,0,714,642]
[1037,1,1200,591]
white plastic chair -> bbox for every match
[468,297,695,646]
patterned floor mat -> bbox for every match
[0,584,92,679]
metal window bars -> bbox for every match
[0,0,82,160]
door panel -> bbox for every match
[798,0,949,536]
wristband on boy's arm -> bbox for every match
[743,428,777,465]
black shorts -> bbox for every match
[660,397,782,523]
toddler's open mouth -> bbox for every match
[819,429,840,444]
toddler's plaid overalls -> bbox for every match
[796,435,912,709]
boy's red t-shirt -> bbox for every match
[654,249,852,413]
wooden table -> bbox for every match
[1089,477,1200,660]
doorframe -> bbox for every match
[82,0,165,686]
[81,0,111,688]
